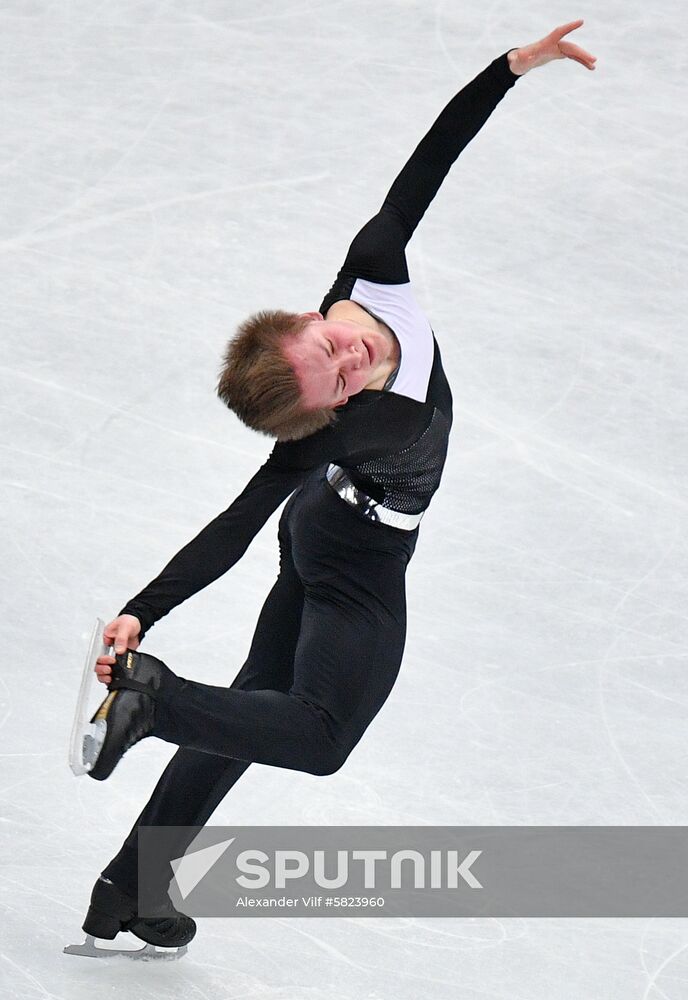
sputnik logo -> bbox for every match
[171,837,236,900]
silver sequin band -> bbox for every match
[325,464,425,531]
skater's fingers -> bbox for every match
[103,614,141,651]
[559,40,597,68]
[551,19,584,42]
[96,654,115,665]
[103,616,141,655]
[103,621,120,643]
[111,627,129,654]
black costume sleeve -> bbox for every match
[118,51,520,639]
[320,50,519,298]
[118,461,307,637]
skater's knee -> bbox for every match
[290,696,351,776]
[306,740,348,776]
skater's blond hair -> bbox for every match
[216,310,338,442]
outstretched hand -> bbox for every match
[509,20,597,75]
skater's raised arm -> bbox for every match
[321,21,595,294]
[377,51,519,247]
[378,19,595,244]
[322,50,521,292]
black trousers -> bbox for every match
[103,472,419,896]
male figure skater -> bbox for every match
[76,22,597,953]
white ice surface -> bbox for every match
[1,1,687,997]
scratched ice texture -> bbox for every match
[1,0,687,997]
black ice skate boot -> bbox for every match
[87,650,173,781]
[82,875,196,948]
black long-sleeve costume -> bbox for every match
[102,52,521,896]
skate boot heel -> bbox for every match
[82,907,123,940]
[81,876,135,939]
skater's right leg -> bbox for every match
[101,514,305,900]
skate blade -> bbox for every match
[69,618,111,776]
[63,934,187,961]
[82,719,107,769]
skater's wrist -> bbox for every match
[116,608,146,638]
[507,48,532,76]
[507,49,524,75]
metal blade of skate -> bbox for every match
[63,934,187,960]
[68,618,111,775]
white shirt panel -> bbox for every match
[350,278,434,404]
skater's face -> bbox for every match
[282,314,391,410]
